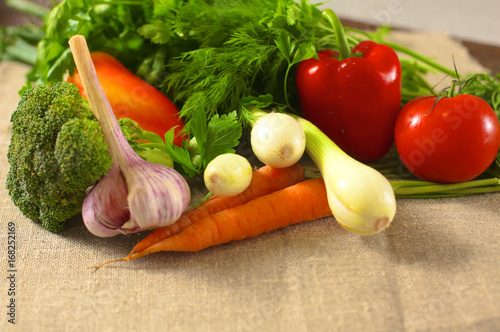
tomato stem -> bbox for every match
[447,80,458,98]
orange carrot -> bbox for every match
[92,178,331,267]
[130,163,305,254]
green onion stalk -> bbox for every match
[251,109,396,236]
[372,159,500,198]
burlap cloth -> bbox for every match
[0,32,499,332]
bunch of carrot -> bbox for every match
[93,163,332,267]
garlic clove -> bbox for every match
[82,160,191,237]
[125,162,191,230]
[82,163,135,237]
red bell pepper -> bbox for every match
[66,52,186,146]
[296,9,402,162]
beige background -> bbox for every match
[0,25,500,332]
[312,0,500,47]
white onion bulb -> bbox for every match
[204,153,253,197]
[251,112,306,168]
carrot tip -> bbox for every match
[88,257,128,269]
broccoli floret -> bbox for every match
[6,81,112,232]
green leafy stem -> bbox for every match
[304,165,500,198]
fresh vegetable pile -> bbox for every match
[2,0,500,263]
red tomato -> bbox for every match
[394,95,500,183]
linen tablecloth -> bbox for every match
[0,31,499,332]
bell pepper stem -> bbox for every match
[322,9,351,61]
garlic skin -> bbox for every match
[70,35,191,237]
[82,158,192,237]
[251,112,306,168]
[82,163,132,237]
[125,157,191,230]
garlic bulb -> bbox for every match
[69,35,190,237]
[204,153,253,197]
[251,112,306,168]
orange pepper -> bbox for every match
[66,52,185,146]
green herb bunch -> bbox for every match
[156,0,337,123]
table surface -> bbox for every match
[1,3,500,332]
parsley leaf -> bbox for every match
[164,129,199,177]
[138,20,172,44]
[291,42,317,66]
[275,31,295,62]
[201,111,242,167]
[163,108,242,177]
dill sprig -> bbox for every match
[160,0,335,126]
